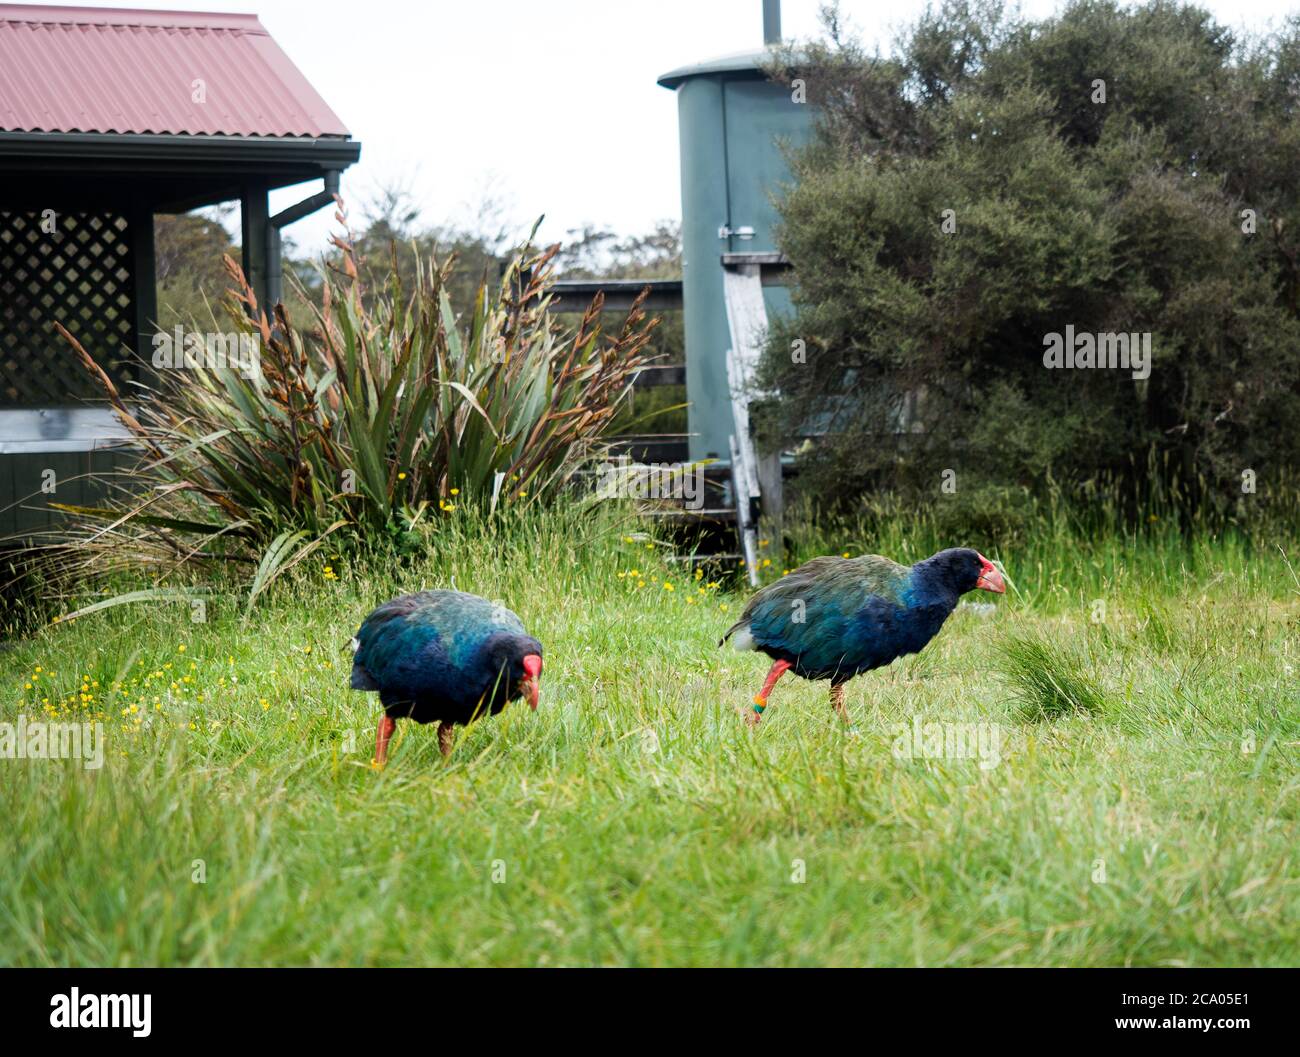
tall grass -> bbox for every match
[776,463,1298,615]
[2,502,1297,966]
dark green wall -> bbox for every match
[0,449,131,539]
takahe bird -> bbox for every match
[720,548,1004,726]
[350,590,543,764]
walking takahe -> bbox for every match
[350,590,543,764]
[720,548,1005,726]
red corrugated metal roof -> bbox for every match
[0,4,350,137]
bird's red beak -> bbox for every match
[975,554,1005,594]
[521,654,542,710]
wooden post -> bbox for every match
[129,193,157,362]
[267,225,283,310]
[757,448,784,571]
[240,182,270,315]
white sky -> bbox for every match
[60,0,1300,254]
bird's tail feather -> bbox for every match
[719,619,754,650]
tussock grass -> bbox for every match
[1,507,1298,966]
[996,634,1105,719]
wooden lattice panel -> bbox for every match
[0,210,137,406]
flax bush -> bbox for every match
[22,208,657,611]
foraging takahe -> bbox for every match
[720,548,1004,726]
[350,590,543,763]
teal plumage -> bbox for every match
[351,590,542,727]
[722,549,1000,683]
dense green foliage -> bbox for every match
[764,0,1300,519]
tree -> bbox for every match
[554,220,682,280]
[345,182,510,321]
[153,205,238,332]
[762,0,1300,520]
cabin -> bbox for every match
[0,3,359,537]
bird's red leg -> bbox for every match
[438,721,455,758]
[374,714,396,768]
[830,682,850,723]
[748,659,793,727]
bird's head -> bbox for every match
[519,651,543,710]
[973,552,1005,594]
[484,633,544,710]
[922,548,1006,596]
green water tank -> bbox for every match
[658,35,813,462]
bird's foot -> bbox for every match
[830,683,851,725]
[373,715,396,769]
[744,695,766,727]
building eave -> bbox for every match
[0,130,360,170]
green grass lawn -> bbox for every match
[2,511,1297,966]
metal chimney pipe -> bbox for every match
[762,0,781,45]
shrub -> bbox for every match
[762,1,1300,517]
[24,209,657,607]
